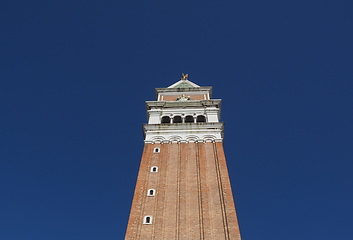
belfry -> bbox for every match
[125,75,241,239]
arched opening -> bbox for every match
[161,116,170,124]
[153,147,160,153]
[147,189,155,196]
[196,115,206,123]
[151,166,158,172]
[173,116,182,123]
[143,215,152,224]
[184,115,194,123]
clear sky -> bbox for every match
[1,1,352,239]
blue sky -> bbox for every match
[1,1,352,239]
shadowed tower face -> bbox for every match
[125,76,241,240]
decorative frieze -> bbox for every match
[143,122,224,143]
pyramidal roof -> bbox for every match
[167,79,200,88]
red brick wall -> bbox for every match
[125,142,241,240]
[160,94,207,101]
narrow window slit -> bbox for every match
[143,215,152,224]
[147,189,155,196]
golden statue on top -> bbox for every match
[181,73,188,80]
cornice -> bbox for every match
[145,99,221,110]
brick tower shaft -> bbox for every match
[125,76,241,239]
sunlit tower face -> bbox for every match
[125,75,241,240]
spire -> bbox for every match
[167,73,200,88]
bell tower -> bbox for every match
[125,75,241,239]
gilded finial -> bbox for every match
[181,73,188,80]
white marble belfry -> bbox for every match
[143,78,224,144]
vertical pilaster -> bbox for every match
[197,142,212,239]
[186,142,202,239]
[204,141,227,238]
[162,142,179,239]
[178,142,187,239]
